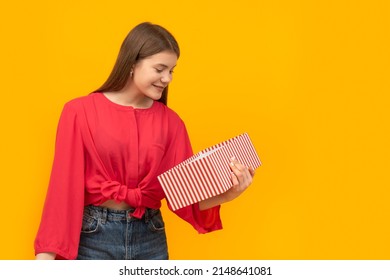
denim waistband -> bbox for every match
[83,205,159,222]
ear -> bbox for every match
[130,65,135,78]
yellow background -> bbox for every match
[0,0,389,259]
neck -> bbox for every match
[104,90,153,108]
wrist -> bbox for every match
[35,252,56,260]
[221,188,238,203]
[199,192,228,210]
[218,191,232,204]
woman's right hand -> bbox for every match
[35,252,56,260]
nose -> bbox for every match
[161,72,172,84]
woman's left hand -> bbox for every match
[198,157,256,210]
[223,157,256,202]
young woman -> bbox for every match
[34,22,255,260]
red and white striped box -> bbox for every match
[158,133,261,211]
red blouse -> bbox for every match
[34,92,222,260]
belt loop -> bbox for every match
[101,207,108,224]
[144,208,150,223]
[127,207,136,220]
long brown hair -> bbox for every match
[94,22,180,105]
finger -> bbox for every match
[234,161,251,184]
[229,157,241,177]
[230,164,245,186]
[248,166,256,177]
[230,158,251,186]
[242,165,252,183]
[231,172,239,187]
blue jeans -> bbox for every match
[77,205,169,260]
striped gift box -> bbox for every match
[158,133,261,211]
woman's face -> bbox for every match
[130,50,177,103]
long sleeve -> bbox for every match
[34,102,85,260]
[166,121,223,233]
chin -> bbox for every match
[150,94,163,101]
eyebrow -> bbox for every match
[155,63,176,69]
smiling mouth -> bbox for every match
[153,84,165,90]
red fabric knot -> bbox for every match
[100,180,142,207]
[101,181,127,202]
[100,181,145,219]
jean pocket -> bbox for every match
[148,210,165,232]
[81,213,100,234]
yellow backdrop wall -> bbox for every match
[0,0,389,259]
